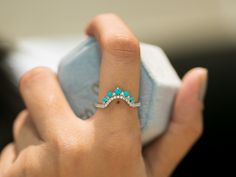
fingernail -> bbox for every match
[199,68,208,101]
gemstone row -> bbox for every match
[102,87,135,104]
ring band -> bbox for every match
[95,87,141,108]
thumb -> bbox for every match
[144,67,208,177]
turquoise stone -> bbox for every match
[102,97,108,103]
[123,91,129,97]
[129,96,134,102]
[114,88,122,95]
[107,91,113,98]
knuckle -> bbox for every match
[185,121,204,140]
[0,143,14,158]
[51,133,82,155]
[19,67,53,90]
[103,34,140,59]
[49,137,86,174]
[193,123,203,139]
[51,136,87,166]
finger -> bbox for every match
[144,68,208,177]
[13,110,42,153]
[5,146,46,177]
[19,67,79,140]
[86,14,141,132]
[0,143,16,176]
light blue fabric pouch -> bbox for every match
[58,37,181,145]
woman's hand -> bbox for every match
[0,14,207,177]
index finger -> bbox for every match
[19,67,79,140]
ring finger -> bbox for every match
[86,14,141,132]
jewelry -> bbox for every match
[95,87,141,108]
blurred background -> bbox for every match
[1,0,236,53]
[0,0,235,176]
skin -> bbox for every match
[0,13,207,177]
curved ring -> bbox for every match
[95,87,141,108]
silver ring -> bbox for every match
[95,87,141,109]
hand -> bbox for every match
[0,14,207,177]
